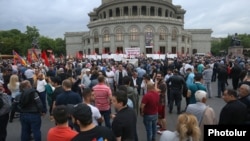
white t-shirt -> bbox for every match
[87,104,102,126]
[105,71,115,84]
[36,79,47,92]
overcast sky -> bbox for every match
[0,0,249,39]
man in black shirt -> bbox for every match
[111,90,138,141]
[70,103,116,141]
[219,89,247,124]
[50,76,64,120]
[166,69,187,114]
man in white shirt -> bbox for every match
[105,66,115,91]
[82,88,103,126]
[24,65,35,86]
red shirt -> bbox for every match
[47,126,78,141]
[141,90,159,115]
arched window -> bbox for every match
[103,12,106,18]
[181,47,185,54]
[158,8,162,17]
[93,31,99,43]
[132,6,138,16]
[172,28,177,41]
[115,28,123,41]
[116,8,120,17]
[130,27,139,41]
[145,27,154,47]
[150,7,155,16]
[165,9,168,17]
[141,6,146,16]
[109,9,113,17]
[103,30,110,42]
[159,27,167,41]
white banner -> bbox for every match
[125,48,140,56]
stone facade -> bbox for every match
[65,0,212,56]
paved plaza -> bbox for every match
[6,80,228,141]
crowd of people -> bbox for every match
[0,54,250,141]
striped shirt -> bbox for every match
[93,83,112,111]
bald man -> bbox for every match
[238,84,250,124]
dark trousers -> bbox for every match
[99,109,111,128]
[38,91,47,113]
[185,97,190,110]
[0,113,9,141]
[217,80,226,97]
[232,77,239,90]
[9,98,16,121]
[169,89,182,113]
[20,113,41,141]
[211,71,217,82]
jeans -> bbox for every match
[143,114,158,141]
[38,91,47,113]
[204,81,212,97]
[0,113,9,141]
[20,113,41,141]
[99,109,111,128]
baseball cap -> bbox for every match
[67,103,92,121]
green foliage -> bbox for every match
[211,34,250,56]
[0,26,65,56]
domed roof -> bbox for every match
[102,0,172,4]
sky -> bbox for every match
[0,0,249,39]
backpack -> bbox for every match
[0,93,11,116]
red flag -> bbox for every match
[32,47,39,61]
[41,50,50,67]
[13,50,27,66]
[102,48,106,54]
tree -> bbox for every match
[54,38,66,56]
[25,26,40,47]
[0,26,65,56]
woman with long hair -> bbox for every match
[159,113,201,141]
[7,74,20,122]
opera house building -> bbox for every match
[65,0,212,57]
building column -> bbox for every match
[121,7,123,16]
[167,34,171,53]
[99,35,103,54]
[147,7,150,16]
[110,33,115,52]
[177,35,181,54]
[155,7,158,16]
[138,7,141,16]
[129,6,132,16]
